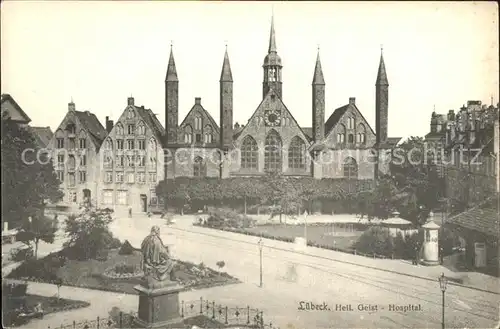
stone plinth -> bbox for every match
[133,281,183,328]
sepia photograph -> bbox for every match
[1,1,499,328]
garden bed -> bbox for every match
[3,294,90,327]
[7,249,240,295]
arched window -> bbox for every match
[348,134,354,143]
[264,130,282,173]
[127,109,135,119]
[193,156,206,177]
[115,123,124,135]
[347,117,355,129]
[194,115,202,130]
[149,137,157,151]
[137,121,146,135]
[343,157,358,179]
[337,124,346,144]
[288,136,306,170]
[204,125,213,143]
[241,135,258,170]
[79,130,87,149]
[105,138,113,150]
[184,125,193,143]
[357,124,366,144]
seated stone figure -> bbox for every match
[140,225,177,286]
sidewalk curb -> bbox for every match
[171,226,500,296]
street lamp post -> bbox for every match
[258,238,263,288]
[438,272,448,329]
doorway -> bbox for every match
[140,194,147,213]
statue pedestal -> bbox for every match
[133,281,184,328]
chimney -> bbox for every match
[68,101,75,112]
[105,116,114,133]
[127,97,134,106]
[349,97,356,105]
[195,97,201,105]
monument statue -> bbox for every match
[140,225,177,284]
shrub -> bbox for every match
[206,208,256,229]
[3,282,28,298]
[118,240,136,255]
[354,226,394,257]
[114,264,136,275]
[10,247,34,262]
[393,231,421,259]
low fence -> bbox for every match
[181,297,264,327]
[44,298,276,329]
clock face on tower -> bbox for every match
[264,109,281,127]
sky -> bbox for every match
[1,1,498,139]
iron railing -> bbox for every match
[181,297,263,328]
[43,298,277,329]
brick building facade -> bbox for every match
[164,16,399,182]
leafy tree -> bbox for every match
[15,215,58,259]
[63,201,118,260]
[1,113,63,227]
[216,260,225,274]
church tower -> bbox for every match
[220,47,233,151]
[165,46,179,145]
[312,49,325,142]
[262,15,283,99]
[375,48,389,146]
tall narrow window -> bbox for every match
[105,138,113,150]
[288,136,306,170]
[127,109,135,119]
[184,125,193,144]
[204,125,213,143]
[115,123,124,135]
[241,135,258,170]
[137,122,146,135]
[193,156,206,177]
[264,130,282,173]
[343,157,358,179]
[194,116,202,130]
[79,130,87,149]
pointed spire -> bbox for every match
[220,46,233,82]
[166,44,178,82]
[376,46,388,85]
[312,48,325,85]
[268,14,277,53]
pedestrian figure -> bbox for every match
[128,207,132,218]
[413,245,420,266]
[54,214,58,221]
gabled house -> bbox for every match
[46,101,107,207]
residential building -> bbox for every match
[1,94,31,126]
[46,101,107,208]
[99,97,165,213]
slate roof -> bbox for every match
[0,93,31,123]
[29,126,53,148]
[74,111,107,148]
[447,197,500,238]
[134,106,166,145]
[324,105,349,135]
[387,137,403,146]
